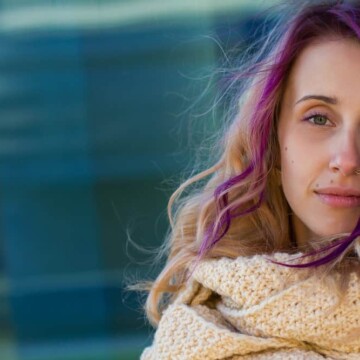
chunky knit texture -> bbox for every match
[141,253,360,359]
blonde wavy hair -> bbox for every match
[142,0,360,326]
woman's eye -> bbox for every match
[306,114,331,126]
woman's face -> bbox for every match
[278,38,360,247]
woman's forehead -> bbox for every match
[282,37,360,108]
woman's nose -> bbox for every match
[329,131,360,176]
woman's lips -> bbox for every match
[315,192,360,208]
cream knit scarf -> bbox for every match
[141,253,360,360]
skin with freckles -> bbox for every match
[277,38,360,248]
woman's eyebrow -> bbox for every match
[295,94,338,106]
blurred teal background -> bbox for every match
[0,1,277,359]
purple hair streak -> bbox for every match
[270,217,360,268]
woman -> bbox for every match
[141,1,360,359]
